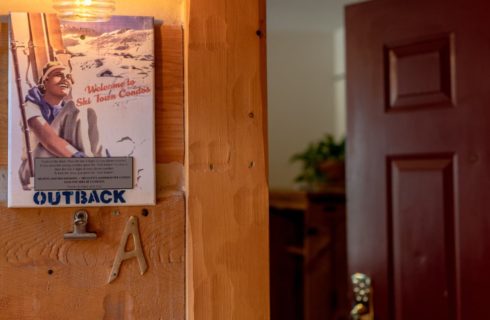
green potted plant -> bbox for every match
[290,134,346,190]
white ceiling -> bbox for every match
[267,0,365,32]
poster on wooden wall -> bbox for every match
[8,13,156,207]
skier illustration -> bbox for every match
[18,61,103,189]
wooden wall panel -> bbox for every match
[156,24,185,164]
[0,23,185,319]
[186,0,270,319]
[0,23,7,166]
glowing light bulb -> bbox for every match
[53,0,115,22]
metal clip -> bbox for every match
[64,210,97,240]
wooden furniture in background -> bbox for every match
[270,191,306,320]
[270,189,348,320]
[0,23,185,319]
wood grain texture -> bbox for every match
[156,24,185,164]
[0,23,185,319]
[258,0,268,167]
[0,200,184,320]
[0,23,8,166]
[186,0,270,319]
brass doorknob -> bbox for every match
[350,273,373,320]
[350,303,368,320]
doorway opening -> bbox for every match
[267,1,361,319]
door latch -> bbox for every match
[350,273,373,320]
[64,210,97,240]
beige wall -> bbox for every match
[267,30,341,189]
[0,0,184,24]
[267,0,348,190]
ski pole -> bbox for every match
[9,17,34,177]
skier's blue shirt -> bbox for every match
[25,86,64,124]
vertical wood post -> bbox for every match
[186,0,270,318]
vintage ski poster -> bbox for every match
[8,13,156,207]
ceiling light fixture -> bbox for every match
[53,0,115,22]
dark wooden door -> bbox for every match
[346,1,490,319]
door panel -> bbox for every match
[388,155,456,320]
[385,34,455,111]
[346,1,490,319]
[0,23,185,319]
